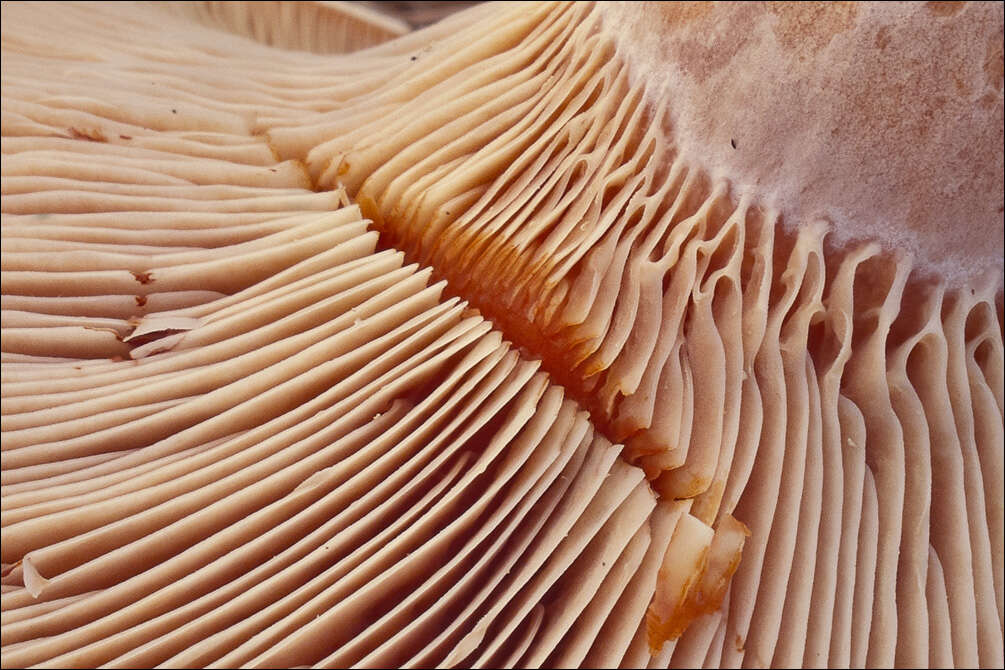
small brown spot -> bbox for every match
[874,26,891,51]
[410,55,417,61]
[338,161,351,176]
[131,270,153,284]
[269,168,277,172]
[68,127,107,142]
[735,634,745,652]
[119,134,132,140]
[171,108,177,114]
[925,1,966,17]
[730,138,737,149]
[134,295,147,307]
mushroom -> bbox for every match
[1,1,1002,669]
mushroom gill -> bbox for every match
[1,2,1002,669]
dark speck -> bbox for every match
[730,138,737,149]
[410,56,417,61]
[171,108,177,114]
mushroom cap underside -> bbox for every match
[1,1,1002,668]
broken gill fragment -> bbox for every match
[1,1,1002,668]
